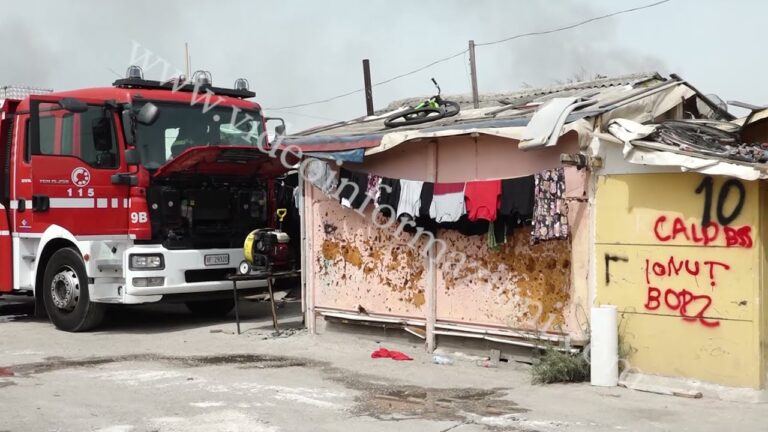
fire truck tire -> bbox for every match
[185,299,235,317]
[42,247,106,332]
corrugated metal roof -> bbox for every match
[294,72,665,138]
[381,72,662,112]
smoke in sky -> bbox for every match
[0,0,681,131]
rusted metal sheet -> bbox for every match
[436,228,573,332]
[311,196,428,318]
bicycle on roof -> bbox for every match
[384,78,460,128]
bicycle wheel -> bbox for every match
[442,100,461,118]
[384,107,445,128]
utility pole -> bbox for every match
[362,59,374,116]
[184,43,191,78]
[468,40,479,109]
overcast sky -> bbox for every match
[1,0,764,131]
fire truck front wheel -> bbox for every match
[42,247,106,332]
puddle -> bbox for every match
[356,386,526,421]
[328,371,527,422]
[6,353,310,376]
[5,352,528,425]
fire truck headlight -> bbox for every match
[129,254,165,270]
[132,277,165,287]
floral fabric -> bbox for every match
[531,168,568,243]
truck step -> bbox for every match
[96,261,123,273]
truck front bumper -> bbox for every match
[124,245,267,297]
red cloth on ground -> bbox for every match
[371,347,413,361]
[465,180,501,221]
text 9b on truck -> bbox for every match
[0,67,295,331]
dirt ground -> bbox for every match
[0,295,764,432]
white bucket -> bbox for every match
[590,305,618,387]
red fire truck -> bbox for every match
[0,68,290,331]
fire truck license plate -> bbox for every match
[204,254,230,266]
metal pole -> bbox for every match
[363,59,374,116]
[267,277,280,335]
[468,40,479,109]
[299,174,306,325]
[232,280,241,335]
[426,139,438,353]
[184,43,191,78]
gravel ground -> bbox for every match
[0,295,764,432]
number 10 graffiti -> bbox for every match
[695,176,745,226]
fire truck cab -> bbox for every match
[0,68,289,331]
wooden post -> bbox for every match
[468,40,479,109]
[363,59,374,116]
[426,139,438,352]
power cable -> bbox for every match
[266,0,671,111]
[476,0,670,47]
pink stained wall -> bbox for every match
[358,132,579,182]
[307,132,591,341]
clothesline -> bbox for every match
[329,167,570,244]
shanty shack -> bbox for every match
[285,72,768,391]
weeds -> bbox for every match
[531,346,590,384]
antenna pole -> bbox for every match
[184,43,191,78]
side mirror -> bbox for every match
[125,148,140,166]
[59,98,88,113]
[136,102,159,125]
[265,117,287,137]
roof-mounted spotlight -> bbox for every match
[126,65,144,80]
[234,78,250,92]
[192,70,212,86]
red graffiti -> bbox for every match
[644,286,719,327]
[653,216,752,248]
[645,257,730,287]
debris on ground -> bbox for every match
[431,355,454,365]
[371,347,413,361]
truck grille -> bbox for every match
[184,268,235,283]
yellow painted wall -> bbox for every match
[595,173,764,388]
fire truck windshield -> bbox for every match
[132,102,265,170]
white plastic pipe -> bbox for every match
[590,305,618,387]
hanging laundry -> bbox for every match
[429,182,465,223]
[376,177,401,218]
[532,168,569,243]
[465,180,501,222]
[338,169,369,209]
[486,217,509,250]
[419,182,434,218]
[366,174,382,201]
[303,158,339,195]
[396,179,424,219]
[500,176,534,221]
